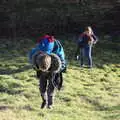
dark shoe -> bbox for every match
[47,105,53,109]
[41,100,46,109]
[80,64,85,68]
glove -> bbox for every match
[61,61,67,73]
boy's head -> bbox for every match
[36,54,51,72]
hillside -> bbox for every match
[0,36,120,120]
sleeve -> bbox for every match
[92,34,98,41]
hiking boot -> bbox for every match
[47,105,53,109]
[40,100,46,109]
[80,64,85,68]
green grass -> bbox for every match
[0,37,120,120]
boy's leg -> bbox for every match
[39,76,47,108]
[47,74,55,109]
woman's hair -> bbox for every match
[85,26,93,34]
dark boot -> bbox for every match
[41,99,46,109]
[40,93,47,109]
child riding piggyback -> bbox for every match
[29,34,67,72]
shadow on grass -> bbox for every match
[0,65,32,75]
[0,105,35,111]
[0,105,14,111]
[80,95,109,111]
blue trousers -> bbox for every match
[80,45,92,67]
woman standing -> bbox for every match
[76,26,98,68]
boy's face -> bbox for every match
[37,54,51,72]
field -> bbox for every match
[0,36,120,120]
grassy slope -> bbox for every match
[0,37,120,120]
